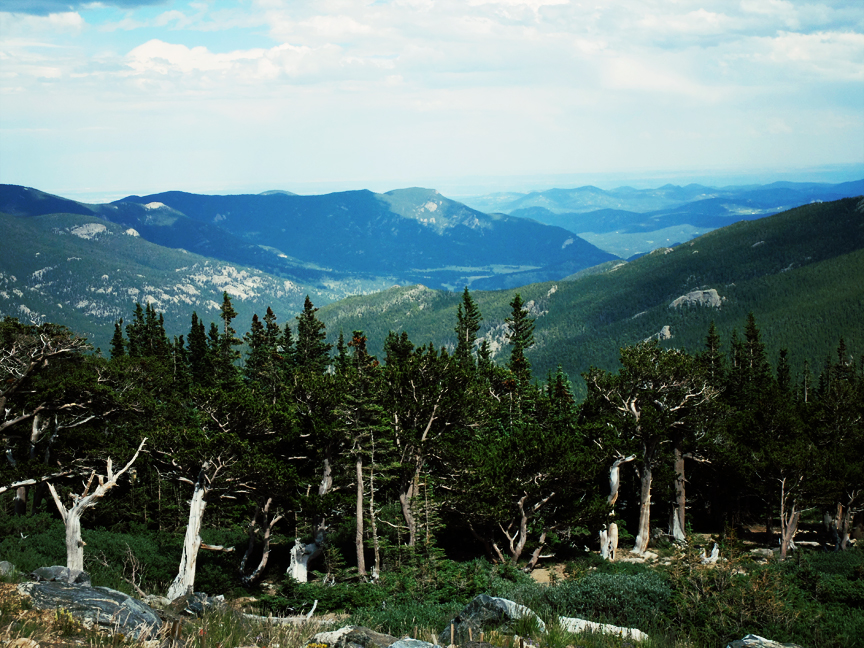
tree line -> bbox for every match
[1,289,862,598]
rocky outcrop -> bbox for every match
[17,580,161,640]
[438,595,545,645]
[669,289,723,309]
[725,635,803,648]
[643,325,672,342]
[305,626,400,648]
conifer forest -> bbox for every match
[1,290,863,646]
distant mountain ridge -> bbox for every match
[462,179,864,258]
[115,187,616,285]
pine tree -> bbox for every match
[110,319,126,358]
[214,292,242,383]
[295,296,332,373]
[187,312,212,387]
[505,293,535,384]
[126,303,145,358]
[244,313,267,382]
[454,287,482,367]
[699,321,724,386]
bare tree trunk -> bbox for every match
[239,499,282,586]
[369,444,380,578]
[607,454,635,506]
[600,523,619,561]
[525,526,551,571]
[672,445,687,542]
[288,458,332,582]
[167,464,209,600]
[47,439,146,575]
[633,462,653,554]
[355,456,366,576]
[398,463,420,547]
[779,476,803,560]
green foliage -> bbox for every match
[541,572,673,629]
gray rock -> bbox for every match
[726,635,803,648]
[558,617,649,642]
[30,565,91,587]
[168,591,226,617]
[389,639,441,648]
[669,289,723,309]
[17,580,161,640]
[0,560,16,577]
[438,595,545,646]
[306,626,399,648]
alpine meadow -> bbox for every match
[2,0,864,647]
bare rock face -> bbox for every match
[17,580,161,640]
[725,635,803,648]
[669,289,723,309]
[437,595,545,645]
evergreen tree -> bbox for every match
[454,287,482,366]
[109,319,126,358]
[187,312,212,387]
[214,292,242,383]
[295,296,332,373]
[505,293,535,384]
[126,303,146,358]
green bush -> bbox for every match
[542,572,672,629]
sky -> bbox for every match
[1,0,862,201]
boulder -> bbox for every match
[438,595,545,645]
[17,580,161,640]
[725,635,804,648]
[558,617,649,642]
[30,565,91,587]
[168,591,226,617]
[389,640,442,648]
[305,626,399,648]
[0,560,16,578]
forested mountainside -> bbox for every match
[2,281,862,646]
[319,197,864,397]
[0,184,616,294]
[0,209,334,352]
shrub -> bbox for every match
[542,572,673,629]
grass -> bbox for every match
[3,545,863,648]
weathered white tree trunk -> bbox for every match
[672,446,687,543]
[632,462,653,554]
[47,438,146,574]
[167,464,209,600]
[607,455,635,507]
[599,523,619,561]
[287,457,332,583]
[369,442,381,579]
[288,534,324,583]
[355,456,366,576]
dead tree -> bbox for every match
[46,438,146,573]
[239,497,283,586]
[166,456,237,601]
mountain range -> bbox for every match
[460,180,864,258]
[1,183,862,386]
